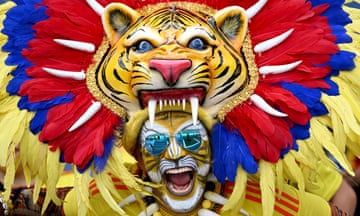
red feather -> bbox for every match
[224,102,293,162]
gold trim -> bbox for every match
[138,2,216,15]
[217,32,259,121]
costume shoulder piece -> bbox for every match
[0,0,359,215]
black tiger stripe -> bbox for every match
[188,74,210,83]
[118,54,129,71]
[191,62,207,73]
[214,50,224,70]
[113,68,128,84]
[215,66,229,79]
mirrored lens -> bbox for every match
[145,133,169,155]
[176,130,201,151]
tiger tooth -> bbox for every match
[148,99,156,128]
[190,97,199,125]
[182,98,186,110]
[159,100,163,111]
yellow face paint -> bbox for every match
[139,111,211,213]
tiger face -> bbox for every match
[138,111,211,213]
[93,3,252,120]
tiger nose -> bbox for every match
[149,59,192,86]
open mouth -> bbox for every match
[139,88,205,126]
[164,167,195,196]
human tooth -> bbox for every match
[172,99,176,106]
[182,98,186,110]
[148,99,156,128]
[190,97,199,125]
[159,100,163,111]
[177,99,180,106]
[164,99,168,106]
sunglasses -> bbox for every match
[144,130,202,156]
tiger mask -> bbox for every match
[95,3,252,122]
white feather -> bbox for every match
[259,60,302,75]
[69,101,102,132]
[43,67,86,80]
[246,0,268,19]
[86,0,104,16]
[254,29,294,53]
[54,39,96,53]
[250,94,288,117]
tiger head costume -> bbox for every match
[89,2,258,121]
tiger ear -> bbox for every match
[213,6,248,51]
[102,3,141,45]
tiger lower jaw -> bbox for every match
[164,167,195,196]
[147,96,199,127]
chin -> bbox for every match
[161,184,204,213]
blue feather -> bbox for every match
[281,82,328,117]
[6,76,30,95]
[211,123,258,183]
[94,135,115,173]
[345,1,360,8]
[328,50,356,70]
[211,123,227,183]
[18,94,74,111]
[290,123,310,140]
[30,109,48,134]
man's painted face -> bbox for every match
[139,111,211,213]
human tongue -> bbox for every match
[168,172,191,186]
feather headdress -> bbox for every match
[0,0,359,215]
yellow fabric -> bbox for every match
[305,161,343,201]
[236,183,331,216]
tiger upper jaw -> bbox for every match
[139,88,205,126]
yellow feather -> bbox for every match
[259,160,275,216]
[3,142,16,200]
[41,148,63,215]
[283,154,305,192]
[275,160,284,194]
[222,166,247,213]
[93,172,129,215]
[0,1,15,14]
[74,169,92,215]
[0,111,26,166]
[311,118,354,175]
